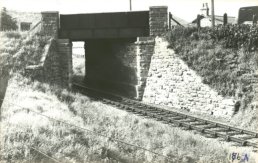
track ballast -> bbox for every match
[72,82,258,148]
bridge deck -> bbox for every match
[59,11,149,40]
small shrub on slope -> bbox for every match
[0,7,18,31]
[0,31,50,74]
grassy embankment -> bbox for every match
[0,31,50,71]
[166,25,258,131]
[0,31,22,108]
[0,31,50,108]
[0,30,257,162]
[1,74,257,163]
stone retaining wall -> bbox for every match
[135,37,155,99]
[143,37,236,118]
[26,6,168,94]
[25,39,72,87]
[25,11,72,88]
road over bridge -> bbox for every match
[59,11,150,40]
[28,6,168,99]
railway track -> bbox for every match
[72,82,258,148]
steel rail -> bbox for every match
[30,147,62,163]
[72,83,258,148]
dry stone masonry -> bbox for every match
[26,12,72,88]
[84,6,168,98]
[135,37,155,99]
[57,39,73,87]
[24,6,239,118]
[26,6,168,95]
[143,38,236,118]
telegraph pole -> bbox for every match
[129,0,132,11]
[211,0,215,28]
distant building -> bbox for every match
[191,3,236,27]
[8,10,41,31]
[20,22,32,31]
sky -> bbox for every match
[0,0,257,22]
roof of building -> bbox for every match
[169,13,189,27]
[7,10,41,26]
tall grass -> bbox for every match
[0,31,24,69]
[0,31,24,108]
[0,30,50,116]
[1,74,257,163]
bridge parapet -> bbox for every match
[149,6,168,36]
[40,6,168,39]
[37,7,168,95]
[41,11,59,38]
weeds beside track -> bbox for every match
[72,83,258,148]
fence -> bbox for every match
[0,98,173,162]
[28,21,42,35]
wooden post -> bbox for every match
[211,0,215,28]
[253,14,257,26]
[129,0,132,11]
[197,14,201,28]
[223,13,227,25]
[169,12,172,29]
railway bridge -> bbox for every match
[36,6,168,99]
[25,6,242,119]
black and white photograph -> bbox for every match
[0,0,258,162]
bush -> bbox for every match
[0,7,18,31]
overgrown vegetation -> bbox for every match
[0,31,50,72]
[0,31,23,108]
[1,21,257,162]
[0,31,50,70]
[1,74,256,163]
[0,31,50,109]
[166,25,258,112]
[0,31,23,73]
[0,7,18,31]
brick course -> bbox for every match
[41,11,59,38]
[149,6,168,36]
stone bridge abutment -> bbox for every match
[26,6,249,119]
[35,6,168,99]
